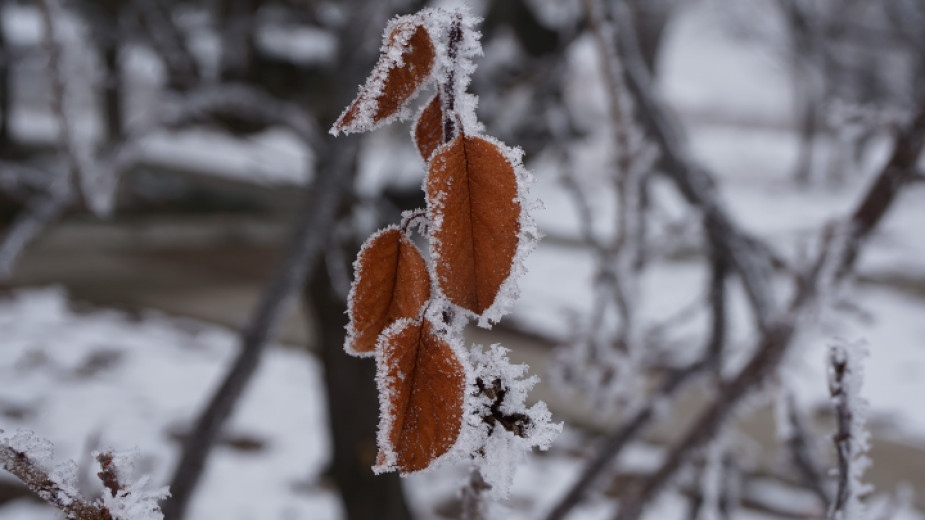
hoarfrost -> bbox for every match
[459,344,562,498]
[4,429,54,469]
[827,338,872,520]
[97,449,170,520]
[330,13,435,135]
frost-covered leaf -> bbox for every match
[332,21,436,135]
[97,449,169,520]
[413,93,444,161]
[346,227,431,357]
[374,317,466,474]
[426,134,521,317]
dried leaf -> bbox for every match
[346,227,431,356]
[375,318,466,473]
[426,135,521,316]
[332,23,436,135]
[413,93,444,161]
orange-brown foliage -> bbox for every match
[334,24,435,133]
[346,228,431,356]
[376,318,466,473]
[426,135,521,316]
[413,93,444,161]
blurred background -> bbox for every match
[1,0,924,518]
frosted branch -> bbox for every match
[827,340,871,520]
[162,136,352,520]
[781,392,831,509]
[36,0,102,215]
[0,430,167,520]
[610,101,925,520]
[612,0,777,333]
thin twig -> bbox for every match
[583,0,646,346]
[706,244,729,381]
[611,0,777,333]
[36,0,93,212]
[784,392,830,509]
[0,442,108,519]
[827,342,869,519]
[543,360,707,520]
[0,179,73,277]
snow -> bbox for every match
[0,288,336,520]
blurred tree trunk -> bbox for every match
[219,0,259,83]
[304,178,414,520]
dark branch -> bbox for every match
[612,0,776,333]
[826,343,868,519]
[543,360,707,520]
[161,136,352,520]
[0,441,110,520]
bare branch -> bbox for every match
[781,392,831,509]
[543,360,707,520]
[0,178,73,278]
[130,0,200,89]
[36,0,97,214]
[1,434,109,520]
[611,0,777,333]
[827,341,871,519]
[611,103,925,520]
[161,135,354,520]
[583,0,651,345]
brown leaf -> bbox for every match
[375,318,466,473]
[332,23,436,135]
[426,135,521,316]
[346,227,431,356]
[413,93,444,161]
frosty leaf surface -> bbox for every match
[346,227,430,356]
[426,134,521,316]
[413,93,444,161]
[375,318,466,474]
[332,22,435,135]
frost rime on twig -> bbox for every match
[827,339,871,520]
[0,429,168,520]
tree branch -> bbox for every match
[36,0,94,213]
[783,392,830,509]
[611,0,777,333]
[130,0,200,90]
[1,434,110,520]
[0,178,74,277]
[827,341,870,519]
[543,360,707,520]
[161,135,351,520]
[612,103,925,520]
